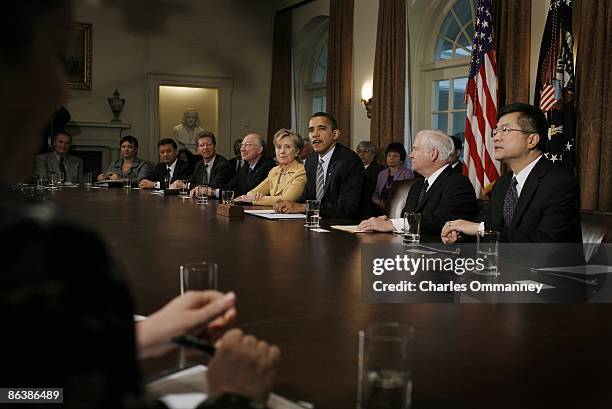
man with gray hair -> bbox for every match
[358,129,477,237]
[357,140,384,217]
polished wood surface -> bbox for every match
[50,187,612,409]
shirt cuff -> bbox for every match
[155,181,160,189]
[478,222,485,236]
[390,218,404,232]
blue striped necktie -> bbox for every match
[316,159,325,201]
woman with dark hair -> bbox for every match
[372,142,414,209]
[97,135,150,183]
[178,148,197,175]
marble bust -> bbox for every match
[172,108,204,152]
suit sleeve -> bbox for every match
[35,155,48,179]
[421,176,478,236]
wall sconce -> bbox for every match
[361,80,373,118]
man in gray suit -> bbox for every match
[36,131,83,183]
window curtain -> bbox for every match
[326,0,354,147]
[575,0,612,211]
[267,10,293,154]
[493,0,531,108]
[370,0,406,150]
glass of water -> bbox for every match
[357,322,414,409]
[402,212,422,245]
[305,200,320,228]
[221,190,234,205]
[196,185,209,205]
[476,230,500,275]
[179,180,190,196]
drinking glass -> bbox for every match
[180,262,218,294]
[402,212,422,245]
[305,200,320,228]
[357,322,414,409]
[196,185,208,205]
[476,230,500,275]
[221,190,234,205]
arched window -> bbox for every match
[415,0,475,147]
[293,16,329,139]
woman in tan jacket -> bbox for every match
[235,128,306,206]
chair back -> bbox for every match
[384,178,419,218]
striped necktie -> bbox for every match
[202,163,209,185]
[316,158,325,201]
[59,157,66,176]
[416,180,429,208]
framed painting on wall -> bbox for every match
[64,22,92,90]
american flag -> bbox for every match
[463,0,500,198]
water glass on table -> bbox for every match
[221,190,234,205]
[179,262,219,294]
[305,199,320,228]
[357,322,414,409]
[476,230,500,276]
[83,172,93,187]
[123,178,131,190]
[179,180,190,196]
[196,185,208,205]
[402,212,422,245]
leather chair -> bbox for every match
[383,178,419,218]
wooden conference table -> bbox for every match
[50,187,612,409]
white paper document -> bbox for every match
[244,210,306,220]
[330,225,368,233]
[147,364,309,409]
[532,265,612,275]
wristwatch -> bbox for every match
[198,393,267,409]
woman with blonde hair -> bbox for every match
[235,128,306,206]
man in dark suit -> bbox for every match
[138,138,191,189]
[358,129,478,237]
[228,138,244,173]
[442,103,582,243]
[212,133,275,197]
[357,140,384,218]
[274,112,364,220]
[450,133,464,173]
[189,132,234,189]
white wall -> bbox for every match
[68,0,275,162]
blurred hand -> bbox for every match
[273,200,306,214]
[138,179,156,189]
[96,173,106,182]
[357,216,395,232]
[208,329,281,402]
[235,193,263,203]
[108,173,120,181]
[169,180,184,189]
[440,219,479,244]
[136,291,237,358]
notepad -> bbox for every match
[148,364,308,409]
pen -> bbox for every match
[172,334,216,356]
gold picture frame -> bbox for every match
[64,22,92,90]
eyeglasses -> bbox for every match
[240,142,259,148]
[491,126,537,137]
[356,149,371,154]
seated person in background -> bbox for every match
[204,133,275,199]
[187,132,234,191]
[441,103,582,244]
[36,131,83,183]
[358,129,478,237]
[450,134,464,173]
[178,148,197,175]
[228,138,244,172]
[274,112,364,220]
[138,138,191,189]
[97,135,150,183]
[300,137,313,160]
[1,1,280,408]
[372,142,414,210]
[235,128,306,206]
[357,140,384,218]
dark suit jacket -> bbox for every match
[151,159,191,187]
[361,161,385,218]
[451,161,464,174]
[299,143,364,220]
[190,154,234,188]
[482,157,582,243]
[224,156,276,196]
[402,165,478,236]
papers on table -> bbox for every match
[244,209,306,220]
[531,265,612,275]
[330,225,368,233]
[147,364,308,409]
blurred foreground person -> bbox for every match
[0,1,280,408]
